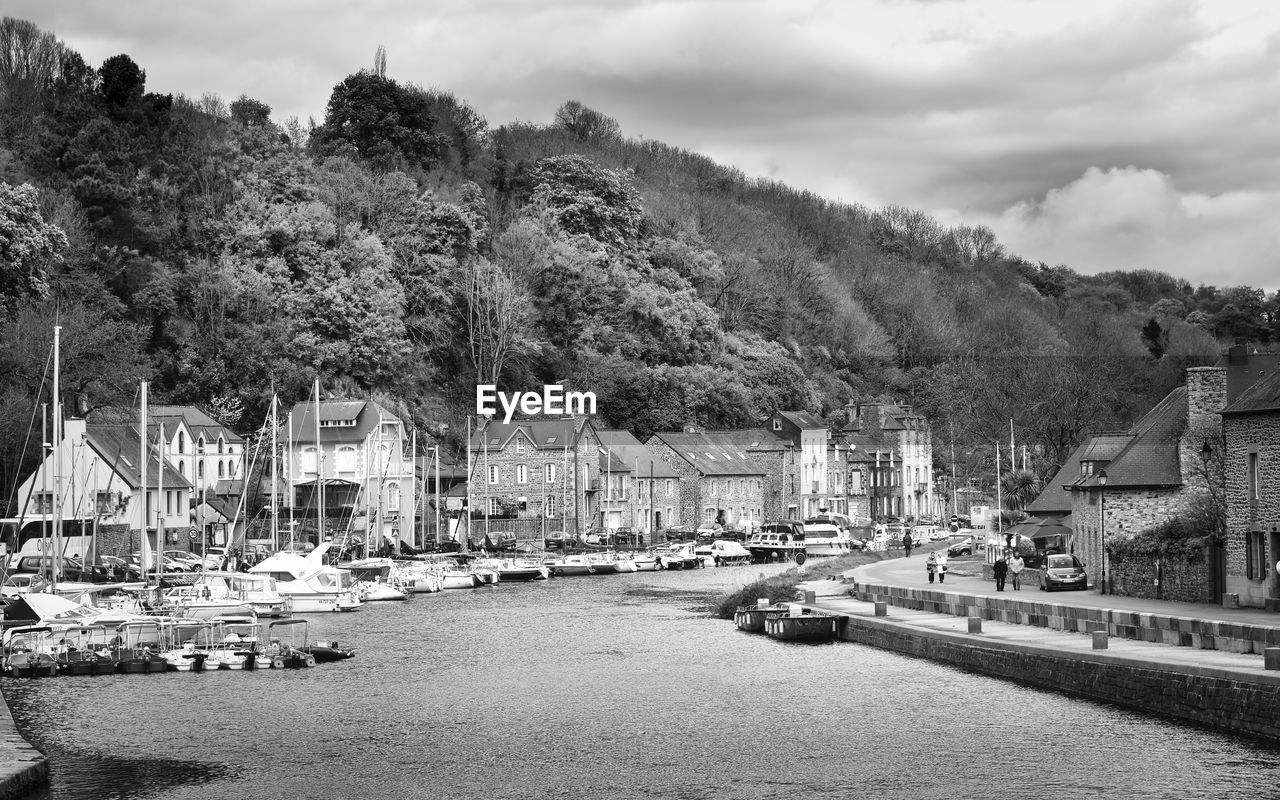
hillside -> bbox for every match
[1,17,1276,513]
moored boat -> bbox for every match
[746,521,807,563]
[546,554,597,576]
[733,603,774,633]
[249,543,363,613]
[763,607,841,642]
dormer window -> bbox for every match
[772,420,782,431]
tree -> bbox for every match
[310,71,447,172]
[463,258,541,385]
[528,155,642,252]
[0,182,66,311]
[553,100,621,141]
[229,95,272,127]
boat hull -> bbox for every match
[496,567,549,582]
[764,611,838,642]
[734,606,767,633]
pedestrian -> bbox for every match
[926,552,937,584]
[936,550,949,583]
[1008,550,1025,590]
[902,531,914,558]
[993,551,1008,591]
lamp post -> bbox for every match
[1097,468,1108,595]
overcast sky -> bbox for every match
[10,0,1280,292]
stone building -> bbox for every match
[597,429,683,536]
[1065,366,1226,597]
[1221,368,1280,609]
[288,399,416,550]
[468,417,601,541]
[841,402,934,522]
[764,411,830,517]
[644,430,766,529]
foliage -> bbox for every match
[0,182,65,309]
[1107,493,1220,563]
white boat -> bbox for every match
[802,517,855,556]
[249,543,363,613]
[474,556,549,582]
[158,620,209,671]
[343,558,409,601]
[631,552,659,571]
[653,542,702,570]
[159,583,255,620]
[696,539,753,566]
[546,554,597,576]
[392,561,444,593]
[198,571,292,617]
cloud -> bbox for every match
[978,166,1280,291]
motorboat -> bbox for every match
[652,542,702,570]
[264,619,317,668]
[159,583,255,620]
[200,621,249,670]
[343,559,410,601]
[391,560,443,593]
[545,554,597,576]
[2,626,58,678]
[631,552,659,571]
[801,518,855,557]
[187,571,292,618]
[112,620,168,673]
[734,602,777,633]
[50,625,116,675]
[746,521,806,563]
[303,638,356,663]
[697,539,754,566]
[250,543,363,613]
[473,556,549,582]
[159,620,211,671]
[416,556,484,589]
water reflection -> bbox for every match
[4,565,1280,800]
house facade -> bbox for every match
[597,429,684,537]
[841,401,935,523]
[468,416,600,541]
[11,415,192,560]
[765,411,830,517]
[645,429,766,529]
[1066,367,1226,598]
[287,399,416,550]
[1221,368,1280,609]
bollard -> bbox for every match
[1092,630,1109,650]
[967,617,982,634]
[1266,648,1280,671]
[874,601,888,617]
[802,590,816,604]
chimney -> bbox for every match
[683,423,702,434]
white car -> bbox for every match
[203,547,229,570]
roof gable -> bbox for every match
[1223,368,1280,416]
[1072,387,1187,490]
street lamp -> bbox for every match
[1097,468,1108,595]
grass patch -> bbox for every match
[710,551,894,619]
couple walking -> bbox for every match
[925,551,948,584]
[992,550,1025,591]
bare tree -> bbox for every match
[465,259,539,385]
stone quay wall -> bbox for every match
[1109,551,1214,604]
[835,613,1280,746]
[0,696,47,799]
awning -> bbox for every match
[1028,515,1073,540]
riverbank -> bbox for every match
[0,693,46,799]
[793,559,1280,746]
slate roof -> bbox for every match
[712,428,793,452]
[1070,386,1187,490]
[1222,368,1280,416]
[469,418,589,451]
[289,400,400,444]
[1028,441,1088,515]
[648,431,766,476]
[148,405,244,443]
[775,411,825,429]
[84,424,190,490]
[596,430,681,479]
[840,432,899,463]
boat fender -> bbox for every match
[304,655,316,668]
[271,657,285,669]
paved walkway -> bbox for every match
[795,552,1280,683]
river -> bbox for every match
[4,564,1280,800]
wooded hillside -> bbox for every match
[2,19,1277,512]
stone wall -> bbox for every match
[1108,551,1213,603]
[1223,410,1280,607]
[645,437,701,527]
[837,614,1280,746]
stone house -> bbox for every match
[288,399,416,549]
[1065,367,1225,599]
[644,430,766,529]
[597,430,683,536]
[11,415,191,561]
[1221,368,1280,609]
[764,411,829,517]
[841,433,900,523]
[842,402,935,522]
[468,417,600,540]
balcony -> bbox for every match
[915,483,928,495]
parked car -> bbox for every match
[202,547,229,570]
[946,537,975,558]
[131,552,190,573]
[1,573,48,596]
[1039,553,1088,591]
[164,550,204,571]
[9,555,109,582]
[100,555,143,581]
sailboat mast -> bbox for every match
[157,421,165,585]
[465,416,472,547]
[139,381,149,584]
[271,394,279,553]
[314,379,323,548]
[412,427,420,550]
[51,325,61,592]
[287,410,294,547]
[433,442,441,549]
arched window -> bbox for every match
[176,431,185,453]
[197,460,204,479]
[218,461,225,478]
[387,483,400,511]
[217,437,225,454]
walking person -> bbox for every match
[1008,550,1025,590]
[993,551,1008,591]
[902,530,914,558]
[926,552,937,584]
[936,550,949,583]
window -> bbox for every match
[387,483,400,511]
[516,438,525,455]
[165,490,173,515]
[710,481,718,497]
[335,446,357,473]
[517,464,528,484]
[489,497,501,516]
[198,460,205,479]
[179,460,187,477]
[545,496,557,517]
[217,437,225,455]
[177,431,185,453]
[1247,530,1268,580]
[1248,452,1260,501]
[217,461,225,478]
[96,492,114,516]
[665,479,673,497]
[704,507,716,520]
[545,464,557,483]
[772,419,782,431]
[300,447,317,474]
[488,465,499,485]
